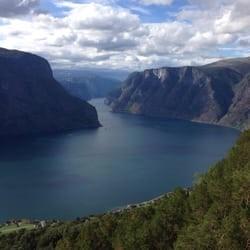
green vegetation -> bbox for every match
[0,223,34,235]
[0,219,40,235]
[0,130,249,250]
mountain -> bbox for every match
[54,70,122,101]
[0,48,100,136]
[107,57,250,130]
[76,68,130,81]
[0,129,249,249]
[219,73,250,130]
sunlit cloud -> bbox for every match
[0,0,249,70]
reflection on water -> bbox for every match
[0,98,239,222]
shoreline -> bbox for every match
[109,188,191,215]
[0,188,192,230]
[108,107,243,132]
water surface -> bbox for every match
[0,98,239,222]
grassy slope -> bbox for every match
[0,130,249,250]
[0,224,34,235]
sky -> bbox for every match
[0,0,249,70]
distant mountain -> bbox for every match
[107,57,250,130]
[0,48,100,136]
[77,68,130,81]
[54,70,122,101]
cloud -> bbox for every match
[129,6,151,15]
[0,2,145,69]
[65,3,140,31]
[0,0,39,17]
[238,37,250,47]
[139,22,193,56]
[0,0,249,70]
[78,33,138,52]
[139,0,173,6]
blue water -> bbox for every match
[0,98,239,222]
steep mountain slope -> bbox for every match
[0,130,249,249]
[219,73,250,130]
[54,70,121,101]
[0,48,100,136]
[107,57,250,130]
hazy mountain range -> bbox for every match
[54,69,122,101]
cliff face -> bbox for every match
[219,74,250,130]
[0,48,100,136]
[107,57,250,130]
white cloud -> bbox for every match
[139,22,193,56]
[0,0,249,70]
[139,0,173,6]
[64,3,140,31]
[129,6,151,15]
[0,2,145,69]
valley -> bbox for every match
[0,98,239,223]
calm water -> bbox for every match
[0,98,239,222]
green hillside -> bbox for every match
[0,130,249,250]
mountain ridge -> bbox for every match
[0,48,100,136]
[107,57,250,130]
[54,69,121,101]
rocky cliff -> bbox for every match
[0,48,100,136]
[107,57,250,130]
